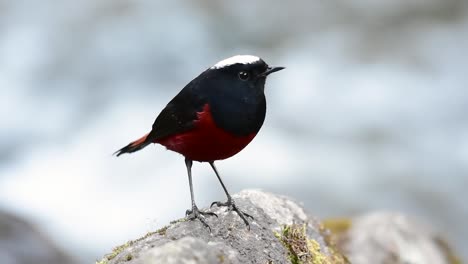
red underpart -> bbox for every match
[156,104,257,162]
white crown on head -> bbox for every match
[211,55,261,69]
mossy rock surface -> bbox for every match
[275,223,349,264]
[96,190,347,264]
[97,190,461,264]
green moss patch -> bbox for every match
[322,218,352,235]
[275,223,348,264]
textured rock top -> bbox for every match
[97,190,346,264]
[97,190,461,264]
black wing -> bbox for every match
[147,85,206,141]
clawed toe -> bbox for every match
[185,206,217,231]
[241,210,254,220]
[210,200,253,230]
[210,201,228,208]
[186,209,218,218]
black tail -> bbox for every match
[114,133,151,156]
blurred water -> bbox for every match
[1,0,467,262]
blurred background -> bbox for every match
[1,0,467,263]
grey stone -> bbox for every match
[98,191,461,264]
[333,212,459,264]
[0,210,76,264]
[142,237,228,264]
[98,189,344,264]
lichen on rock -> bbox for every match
[275,223,349,264]
[96,190,345,264]
[96,190,461,264]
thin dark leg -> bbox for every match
[209,162,253,229]
[186,159,196,208]
[184,158,217,230]
[210,162,233,202]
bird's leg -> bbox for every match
[209,162,253,229]
[184,158,217,230]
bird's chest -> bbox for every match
[208,91,266,136]
[157,103,257,161]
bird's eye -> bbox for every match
[238,71,250,81]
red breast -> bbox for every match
[156,104,256,162]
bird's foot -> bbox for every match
[211,199,253,230]
[185,206,217,231]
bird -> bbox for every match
[115,55,284,230]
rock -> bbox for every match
[324,212,461,264]
[97,190,348,264]
[0,209,76,264]
[97,190,461,264]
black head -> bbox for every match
[185,55,284,136]
[204,55,284,93]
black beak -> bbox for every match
[259,66,285,77]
